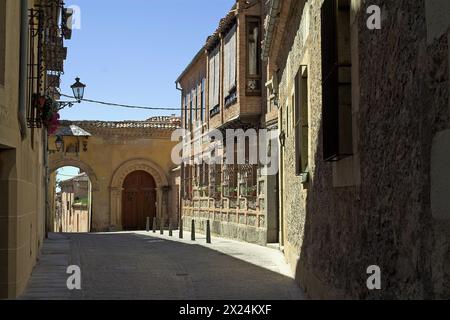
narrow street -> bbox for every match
[21,232,304,300]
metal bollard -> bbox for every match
[191,219,195,241]
[179,219,183,239]
[152,218,156,233]
[160,219,164,235]
[146,217,150,232]
[206,220,211,244]
[169,220,173,237]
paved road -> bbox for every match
[21,231,304,300]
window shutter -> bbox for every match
[229,25,237,91]
[209,51,216,109]
[321,0,339,161]
[224,33,230,95]
[214,49,220,107]
[295,72,302,176]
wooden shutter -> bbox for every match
[295,71,302,175]
[321,0,339,161]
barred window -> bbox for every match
[209,163,222,199]
[239,164,257,196]
[183,164,194,200]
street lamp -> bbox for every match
[70,77,86,102]
[55,136,64,152]
[55,77,87,110]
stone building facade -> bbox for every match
[263,0,450,299]
[0,0,72,298]
[57,172,91,233]
[176,0,280,245]
[48,117,181,232]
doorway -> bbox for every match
[122,170,156,230]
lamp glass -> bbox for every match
[71,77,86,101]
[55,136,64,152]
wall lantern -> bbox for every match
[279,131,286,148]
[55,77,87,110]
[55,136,64,152]
[82,139,88,152]
[71,77,86,102]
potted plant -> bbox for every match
[34,94,60,134]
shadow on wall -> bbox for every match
[0,148,17,296]
[294,1,450,300]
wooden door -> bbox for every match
[122,171,156,230]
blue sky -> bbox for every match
[57,0,234,181]
[59,0,235,122]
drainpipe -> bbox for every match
[18,0,28,139]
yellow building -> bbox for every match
[48,117,181,232]
[0,0,72,298]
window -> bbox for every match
[183,164,193,200]
[189,92,193,130]
[0,0,5,86]
[191,88,195,125]
[183,94,188,129]
[321,0,353,161]
[246,16,261,95]
[194,85,198,121]
[295,66,309,176]
[224,24,237,107]
[209,163,222,200]
[223,145,238,207]
[208,46,220,116]
[201,78,205,121]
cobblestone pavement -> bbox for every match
[21,231,305,300]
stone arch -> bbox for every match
[48,157,99,233]
[49,157,100,191]
[109,158,169,230]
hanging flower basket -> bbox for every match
[33,94,60,134]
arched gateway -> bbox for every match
[48,118,181,232]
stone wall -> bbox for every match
[274,0,450,299]
[0,0,47,299]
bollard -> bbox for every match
[206,220,211,244]
[191,219,195,241]
[179,219,183,239]
[160,219,164,235]
[146,217,150,232]
[152,217,156,233]
[169,220,173,237]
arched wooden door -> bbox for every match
[122,170,156,230]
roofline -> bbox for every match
[175,1,238,87]
[175,46,206,86]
